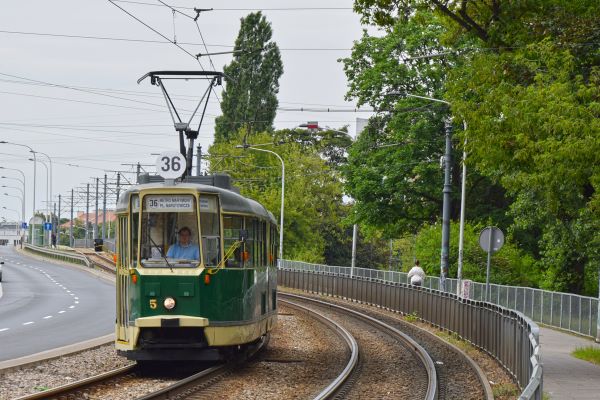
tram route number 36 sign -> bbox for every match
[145,195,193,212]
[156,151,186,179]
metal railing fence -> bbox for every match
[278,268,543,400]
[281,260,598,339]
[103,239,116,253]
[23,243,90,267]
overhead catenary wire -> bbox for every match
[0,30,353,51]
[112,1,353,11]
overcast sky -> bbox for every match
[0,0,372,221]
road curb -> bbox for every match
[0,333,114,372]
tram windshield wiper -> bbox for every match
[147,235,174,272]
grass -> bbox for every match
[572,346,600,365]
[492,383,519,397]
[33,386,50,392]
[403,311,419,322]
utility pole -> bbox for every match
[116,172,121,204]
[351,224,358,278]
[85,183,90,248]
[69,189,74,247]
[53,201,56,240]
[102,174,107,239]
[94,177,99,239]
[196,144,202,176]
[58,194,61,246]
[439,118,452,292]
[136,162,141,182]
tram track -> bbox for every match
[279,292,438,400]
[283,291,494,400]
[11,336,266,400]
[7,249,492,399]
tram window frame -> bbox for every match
[117,216,128,268]
[199,195,221,267]
[130,195,140,266]
[223,214,243,268]
[244,217,255,268]
[139,194,200,268]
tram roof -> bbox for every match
[116,182,276,224]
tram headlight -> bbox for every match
[163,297,176,310]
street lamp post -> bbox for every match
[0,141,37,245]
[386,92,470,293]
[30,157,49,246]
[35,151,53,246]
[1,182,25,227]
[0,170,26,226]
[236,144,285,262]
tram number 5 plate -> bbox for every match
[149,299,157,309]
[156,151,185,179]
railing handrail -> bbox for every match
[24,243,90,267]
[280,259,599,339]
[278,266,543,399]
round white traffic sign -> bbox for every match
[479,226,504,253]
[156,151,186,179]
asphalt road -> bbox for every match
[0,245,114,361]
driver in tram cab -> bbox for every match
[166,227,199,260]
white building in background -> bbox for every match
[0,221,21,244]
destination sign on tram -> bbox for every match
[145,195,193,212]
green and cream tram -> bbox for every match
[114,174,278,361]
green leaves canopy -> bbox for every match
[214,12,283,142]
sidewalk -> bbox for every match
[540,327,600,399]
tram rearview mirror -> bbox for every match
[239,229,248,243]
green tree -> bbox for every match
[209,130,343,263]
[341,10,510,237]
[348,0,600,294]
[214,12,283,142]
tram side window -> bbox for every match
[270,223,278,267]
[244,217,256,268]
[130,195,140,264]
[199,196,220,266]
[223,215,243,268]
[262,221,267,267]
[117,216,128,268]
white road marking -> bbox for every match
[74,297,79,300]
[70,293,75,296]
[58,310,65,314]
[0,328,9,332]
[22,321,34,325]
[74,301,79,304]
[43,315,53,319]
[69,305,75,309]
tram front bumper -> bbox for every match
[135,315,209,328]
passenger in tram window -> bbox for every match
[408,260,425,286]
[166,227,199,260]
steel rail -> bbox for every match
[138,334,268,399]
[279,299,359,400]
[280,292,438,400]
[13,364,137,400]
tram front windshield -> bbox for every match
[140,194,199,267]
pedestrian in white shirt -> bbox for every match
[408,260,425,286]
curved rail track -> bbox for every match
[282,291,494,400]
[280,292,438,400]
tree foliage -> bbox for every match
[345,0,600,294]
[214,12,283,142]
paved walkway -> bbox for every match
[540,327,600,399]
